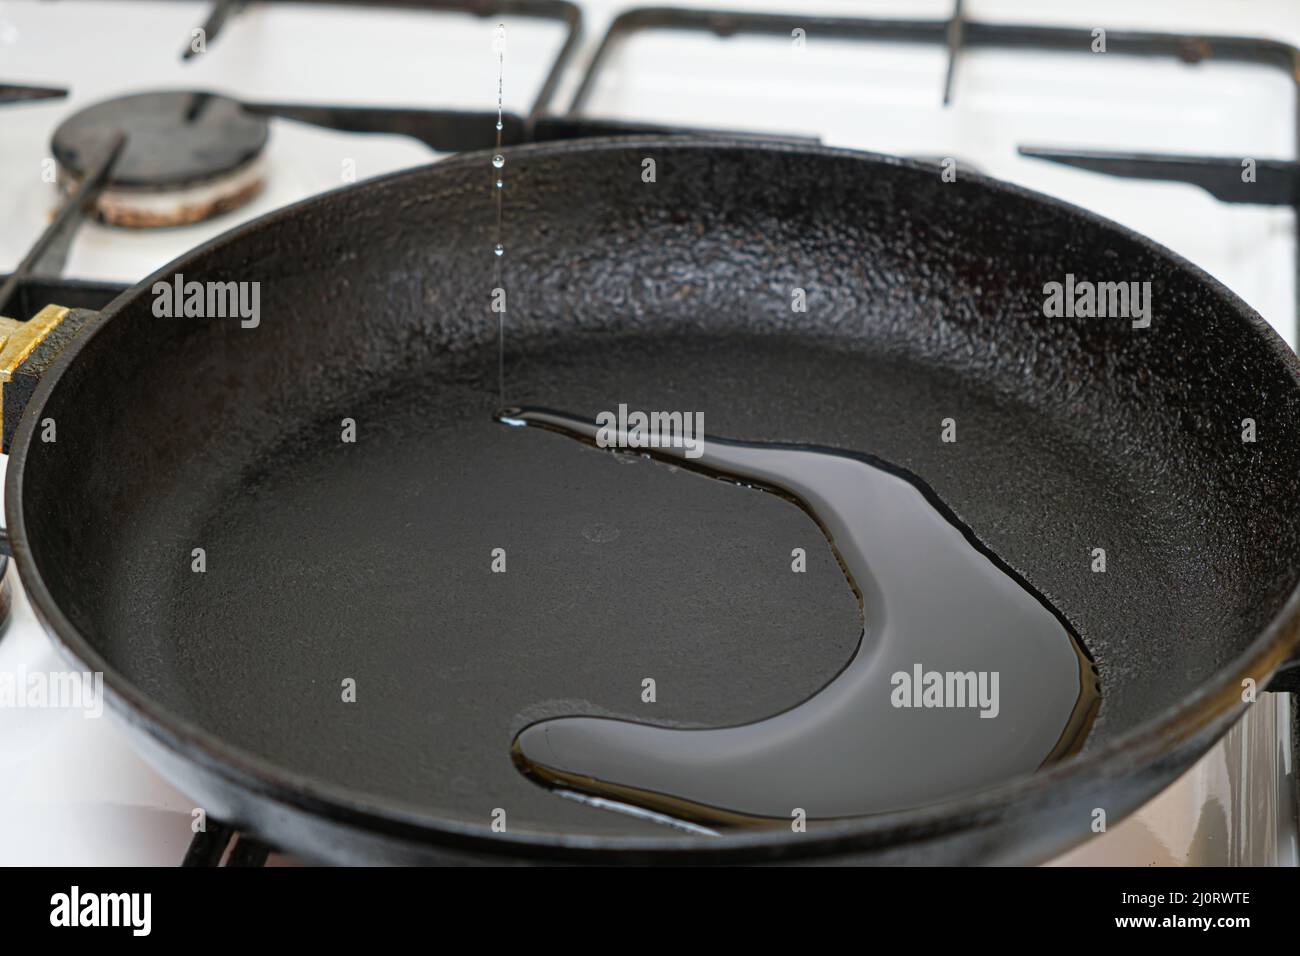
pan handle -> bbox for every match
[0,303,96,602]
[0,305,99,454]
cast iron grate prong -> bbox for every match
[0,83,68,106]
[0,131,126,320]
[181,821,237,867]
[175,0,584,131]
[180,0,244,60]
[942,0,965,107]
[1019,146,1300,339]
[181,823,274,866]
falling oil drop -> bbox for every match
[492,154,506,169]
[499,406,1100,831]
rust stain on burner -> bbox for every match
[58,165,267,229]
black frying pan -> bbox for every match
[3,138,1299,864]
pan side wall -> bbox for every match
[14,142,1300,834]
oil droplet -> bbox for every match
[495,179,503,189]
[499,406,1100,831]
[494,243,504,257]
[492,154,506,169]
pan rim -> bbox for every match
[8,135,1300,863]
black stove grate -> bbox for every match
[0,0,585,318]
[560,2,1300,337]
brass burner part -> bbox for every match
[0,304,72,439]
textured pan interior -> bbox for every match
[17,140,1300,840]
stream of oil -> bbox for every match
[498,406,1100,832]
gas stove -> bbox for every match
[1,0,1297,866]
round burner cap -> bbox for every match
[52,90,268,190]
